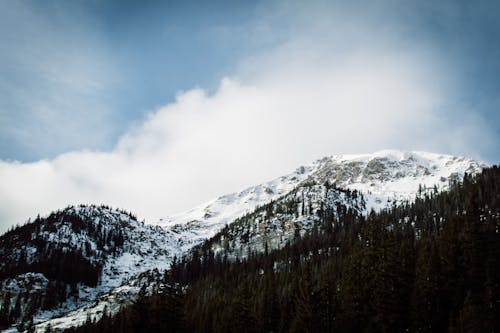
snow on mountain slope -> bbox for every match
[0,205,179,332]
[155,164,316,252]
[25,150,486,332]
[196,151,485,260]
[33,270,164,333]
[306,150,486,210]
[203,183,367,260]
[156,150,485,249]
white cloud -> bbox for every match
[0,0,494,231]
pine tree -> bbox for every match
[0,291,12,329]
[290,276,313,333]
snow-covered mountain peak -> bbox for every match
[292,150,434,185]
[155,150,485,250]
[308,150,486,210]
[163,151,482,224]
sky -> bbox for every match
[0,0,499,231]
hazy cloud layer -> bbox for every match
[0,0,497,231]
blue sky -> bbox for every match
[1,0,500,162]
[0,0,253,160]
[0,0,499,230]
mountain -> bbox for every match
[62,165,500,333]
[157,150,484,248]
[0,205,177,331]
[0,150,486,332]
[186,150,485,261]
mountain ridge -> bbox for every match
[156,150,485,244]
[68,165,500,333]
[0,205,176,331]
[0,150,487,332]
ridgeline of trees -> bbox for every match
[0,205,133,329]
[64,166,500,333]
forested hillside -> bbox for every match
[0,205,175,331]
[65,166,500,333]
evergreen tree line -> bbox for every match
[60,167,500,332]
[200,184,365,259]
